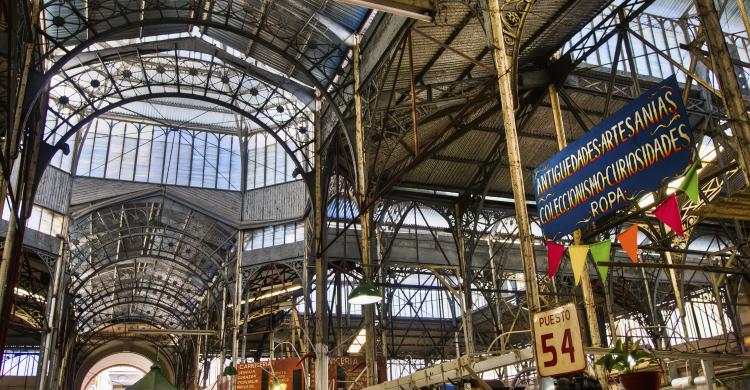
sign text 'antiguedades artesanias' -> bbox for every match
[533,75,695,240]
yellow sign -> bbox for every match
[533,303,586,377]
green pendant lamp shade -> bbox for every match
[348,280,382,305]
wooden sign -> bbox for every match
[533,303,586,377]
[237,358,303,390]
[237,356,386,390]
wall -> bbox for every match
[0,376,36,390]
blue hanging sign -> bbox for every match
[533,75,694,240]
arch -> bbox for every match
[48,93,309,184]
[71,229,228,277]
[40,6,346,88]
[73,342,177,390]
[71,254,215,297]
[30,11,356,175]
[77,316,186,346]
[70,229,224,283]
[77,299,195,332]
[81,352,151,390]
[75,282,203,319]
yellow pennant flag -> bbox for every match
[568,245,590,286]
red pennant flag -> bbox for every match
[546,241,565,278]
[616,225,639,263]
[653,193,685,237]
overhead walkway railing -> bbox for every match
[364,347,750,390]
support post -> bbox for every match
[0,93,44,356]
[486,0,540,343]
[354,34,378,387]
[573,230,607,385]
[663,249,693,347]
[454,204,475,355]
[486,237,504,338]
[695,0,750,183]
[313,93,329,390]
[375,228,389,364]
[0,0,43,349]
[195,319,202,390]
[232,231,244,367]
[737,0,750,41]
[218,265,228,374]
[550,83,607,385]
[37,222,68,390]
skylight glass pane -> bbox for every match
[120,123,138,181]
[149,128,167,183]
[90,121,109,177]
[254,134,267,189]
[105,122,125,180]
[134,126,153,182]
[230,136,242,190]
[191,132,206,187]
[204,133,219,189]
[217,135,232,190]
[76,123,96,176]
[247,134,258,190]
[176,133,192,186]
[266,136,276,186]
[28,207,41,231]
[275,137,285,184]
[164,130,179,185]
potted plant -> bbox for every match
[594,338,661,390]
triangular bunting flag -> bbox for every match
[679,160,701,203]
[616,225,639,263]
[653,193,685,237]
[546,241,565,278]
[589,240,612,283]
[568,245,590,286]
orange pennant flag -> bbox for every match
[616,225,639,263]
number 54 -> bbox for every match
[540,329,575,367]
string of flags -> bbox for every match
[545,160,700,284]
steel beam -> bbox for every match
[127,329,219,336]
[363,348,535,390]
[695,0,750,183]
[334,0,434,22]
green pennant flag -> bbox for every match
[679,160,701,203]
[589,239,612,283]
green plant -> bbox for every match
[223,365,237,376]
[594,338,656,374]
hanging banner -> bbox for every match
[533,75,694,240]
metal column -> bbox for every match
[218,264,228,373]
[486,0,541,318]
[454,204,475,355]
[37,224,68,390]
[232,231,244,367]
[313,93,329,390]
[549,83,607,385]
[354,34,378,387]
